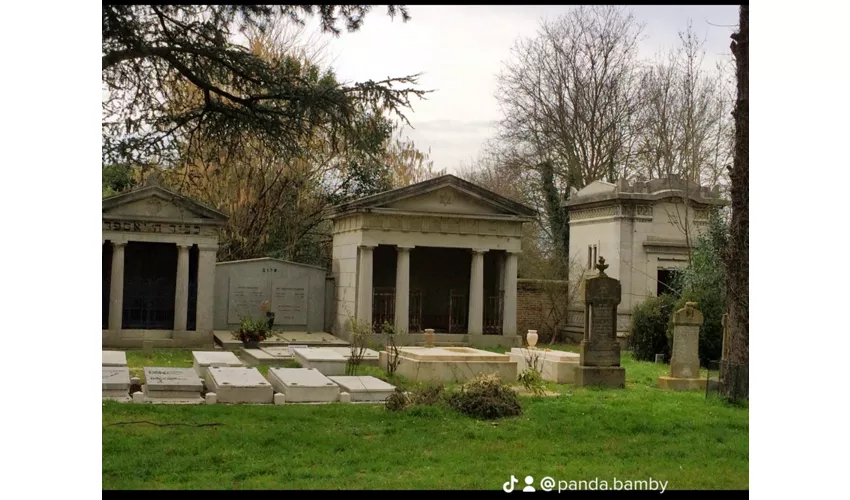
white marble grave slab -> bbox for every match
[192,351,242,379]
[267,368,340,403]
[292,347,347,376]
[142,367,203,403]
[103,366,131,401]
[102,350,127,367]
[206,367,273,404]
[328,376,396,402]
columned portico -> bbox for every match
[356,244,375,328]
[173,243,191,331]
[328,174,536,348]
[394,245,413,333]
[102,181,228,348]
[108,241,126,331]
[502,251,519,336]
[467,248,487,335]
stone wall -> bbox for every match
[516,279,571,341]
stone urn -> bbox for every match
[423,329,436,347]
[526,330,539,349]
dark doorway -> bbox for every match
[102,242,112,329]
[657,269,682,297]
[187,245,199,331]
[122,242,177,329]
[409,247,471,333]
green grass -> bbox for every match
[104,347,748,490]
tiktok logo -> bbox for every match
[503,475,519,493]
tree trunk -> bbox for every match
[721,5,749,400]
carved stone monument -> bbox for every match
[658,302,708,391]
[575,257,626,388]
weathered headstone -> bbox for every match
[575,257,626,388]
[143,367,204,403]
[658,302,708,391]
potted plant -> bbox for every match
[261,300,275,330]
[232,316,268,349]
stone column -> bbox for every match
[502,251,519,336]
[394,246,413,333]
[467,248,487,335]
[108,241,126,331]
[194,244,218,334]
[356,245,375,330]
[173,243,191,331]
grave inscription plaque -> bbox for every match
[227,277,267,324]
[271,279,308,325]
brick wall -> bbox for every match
[516,279,571,341]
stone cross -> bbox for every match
[580,256,621,366]
[670,302,704,379]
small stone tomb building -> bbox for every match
[214,257,327,332]
[326,175,536,347]
[102,180,228,348]
[564,176,726,343]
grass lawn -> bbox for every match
[103,346,748,490]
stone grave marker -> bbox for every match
[658,302,707,391]
[328,376,396,402]
[292,347,347,376]
[192,351,242,379]
[102,350,127,367]
[206,367,274,404]
[575,257,626,388]
[102,366,131,402]
[267,368,340,403]
[143,367,204,403]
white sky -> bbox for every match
[303,5,739,173]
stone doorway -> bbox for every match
[119,242,183,330]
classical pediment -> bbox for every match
[102,186,228,223]
[328,175,536,219]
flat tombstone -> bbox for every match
[267,368,340,403]
[143,367,204,403]
[192,351,242,379]
[103,366,131,401]
[261,347,294,358]
[292,348,347,376]
[206,367,274,404]
[328,376,396,402]
[669,302,703,379]
[144,367,203,393]
[102,350,127,367]
[323,346,380,364]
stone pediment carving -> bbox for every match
[327,174,536,220]
[102,186,228,224]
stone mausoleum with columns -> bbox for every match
[102,181,228,348]
[326,175,537,348]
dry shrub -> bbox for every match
[446,373,522,420]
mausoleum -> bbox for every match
[563,175,727,343]
[102,181,228,347]
[326,175,537,347]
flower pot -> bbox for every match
[423,329,436,347]
[526,330,538,348]
[266,312,276,330]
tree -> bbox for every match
[102,5,426,168]
[721,5,748,399]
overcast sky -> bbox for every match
[303,5,739,173]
